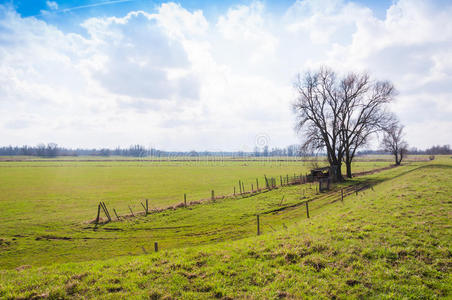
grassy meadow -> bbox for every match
[0,156,450,298]
[0,158,392,268]
[0,159,390,229]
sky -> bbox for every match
[0,0,451,151]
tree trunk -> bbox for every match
[398,149,404,165]
[337,164,344,182]
[346,161,352,178]
[343,149,353,179]
[330,164,344,182]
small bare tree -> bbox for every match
[381,123,408,165]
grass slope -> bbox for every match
[0,160,390,269]
[1,163,451,298]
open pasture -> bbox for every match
[0,157,396,268]
[0,159,392,227]
[0,158,450,298]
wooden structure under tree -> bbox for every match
[308,167,330,181]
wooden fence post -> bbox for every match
[251,184,254,192]
[95,203,101,224]
[141,202,147,216]
[211,190,215,201]
[184,193,187,207]
[239,180,242,194]
[113,208,120,220]
[286,174,289,185]
[104,202,112,221]
[242,182,245,193]
[154,242,158,252]
[146,199,149,214]
[280,175,283,186]
[256,178,259,190]
[257,215,260,235]
[306,202,310,218]
[341,188,344,202]
[101,202,111,222]
[128,205,135,217]
[100,202,107,220]
[100,202,105,218]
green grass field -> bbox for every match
[0,159,390,229]
[0,156,450,298]
[0,159,392,268]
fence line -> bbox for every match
[92,165,394,225]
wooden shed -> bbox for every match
[309,166,330,180]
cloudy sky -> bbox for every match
[1,0,451,151]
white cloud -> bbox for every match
[0,1,451,150]
[81,11,200,102]
[216,2,277,63]
[319,0,452,148]
[284,0,369,44]
[46,1,58,10]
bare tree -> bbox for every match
[339,73,397,177]
[293,66,397,180]
[129,144,147,157]
[293,67,344,181]
[36,143,47,157]
[381,123,408,165]
[46,143,59,157]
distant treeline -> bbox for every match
[0,143,449,158]
[0,144,303,158]
[358,144,451,155]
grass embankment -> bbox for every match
[1,162,450,298]
[0,160,390,268]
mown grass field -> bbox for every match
[0,157,450,298]
[0,153,427,236]
[0,156,450,299]
[0,158,397,229]
[0,159,395,268]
